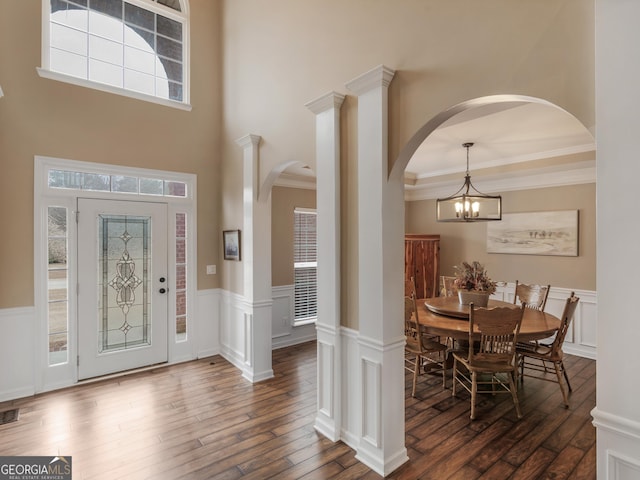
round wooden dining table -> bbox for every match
[418,296,561,342]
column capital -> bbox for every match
[345,65,395,96]
[235,134,262,149]
[305,91,345,114]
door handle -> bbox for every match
[159,288,167,294]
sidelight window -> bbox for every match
[47,206,69,365]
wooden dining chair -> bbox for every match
[513,280,550,311]
[404,295,448,396]
[440,275,458,297]
[516,293,580,407]
[452,303,526,420]
[405,277,418,298]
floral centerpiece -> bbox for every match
[453,261,496,307]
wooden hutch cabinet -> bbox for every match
[405,234,440,299]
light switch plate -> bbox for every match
[206,265,216,275]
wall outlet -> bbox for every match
[206,265,216,275]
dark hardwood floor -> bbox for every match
[0,341,595,479]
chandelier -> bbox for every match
[436,142,502,222]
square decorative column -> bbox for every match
[235,134,274,383]
[306,92,345,442]
[346,65,408,476]
[593,1,640,477]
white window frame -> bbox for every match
[34,155,197,393]
[293,208,317,326]
[38,0,191,111]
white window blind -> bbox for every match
[294,208,317,325]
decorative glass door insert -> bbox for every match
[99,214,151,353]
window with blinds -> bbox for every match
[294,208,317,325]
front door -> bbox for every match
[77,198,168,380]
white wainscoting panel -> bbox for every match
[317,340,334,418]
[219,286,318,379]
[339,328,361,450]
[339,328,410,475]
[361,356,382,448]
[196,289,221,359]
[272,285,293,339]
[219,292,274,382]
[271,285,317,349]
[314,323,341,442]
[592,407,640,480]
[0,307,36,402]
[219,289,248,371]
[0,291,222,402]
[609,452,640,480]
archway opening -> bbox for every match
[267,161,318,348]
[396,93,596,399]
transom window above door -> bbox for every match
[39,0,190,110]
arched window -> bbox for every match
[40,0,190,109]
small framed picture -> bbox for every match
[223,229,241,261]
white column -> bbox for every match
[305,92,345,442]
[235,134,274,383]
[346,65,408,476]
[593,1,640,478]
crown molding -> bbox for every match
[404,160,596,201]
[269,160,596,197]
[412,144,596,179]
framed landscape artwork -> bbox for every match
[487,210,579,256]
[223,229,241,261]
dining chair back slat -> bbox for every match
[440,275,458,297]
[405,277,418,299]
[513,281,550,311]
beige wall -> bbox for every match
[0,1,223,308]
[271,186,316,286]
[0,0,595,317]
[405,183,596,291]
[221,0,594,327]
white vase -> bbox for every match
[458,290,490,307]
